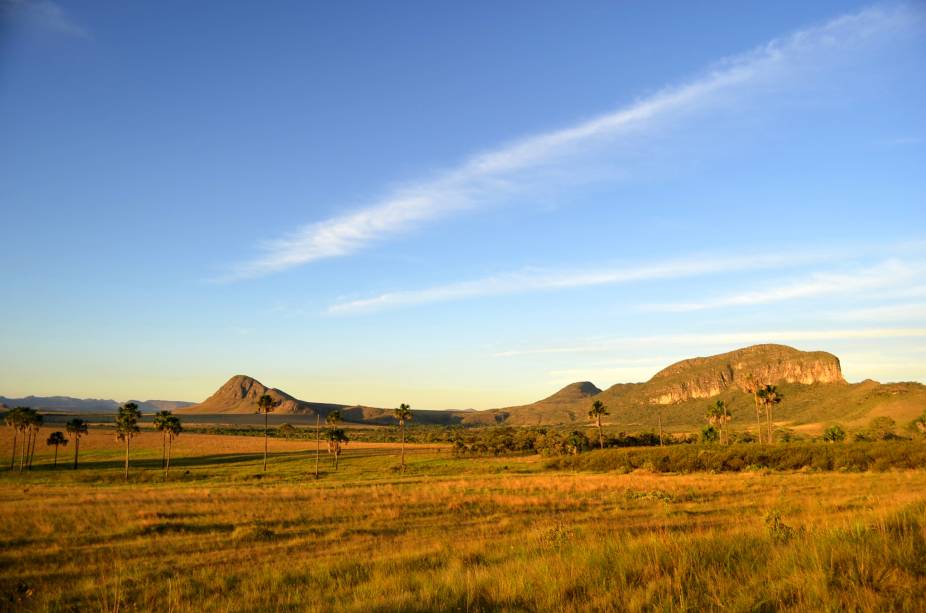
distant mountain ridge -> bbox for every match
[5,344,923,430]
[0,395,194,414]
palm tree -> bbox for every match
[115,402,141,480]
[757,385,783,444]
[744,375,764,444]
[66,418,88,469]
[152,410,172,469]
[163,415,182,474]
[325,428,349,470]
[46,432,68,467]
[256,394,276,471]
[393,404,412,472]
[588,400,608,449]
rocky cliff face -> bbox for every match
[646,344,844,405]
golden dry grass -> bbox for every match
[1,431,924,611]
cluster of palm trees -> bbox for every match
[705,400,733,444]
[257,395,415,474]
[3,403,182,479]
[153,410,183,473]
[743,377,784,444]
[4,407,44,471]
[582,380,787,449]
[704,383,782,444]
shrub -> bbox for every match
[548,441,926,474]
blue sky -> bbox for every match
[1,1,924,408]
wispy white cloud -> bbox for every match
[649,259,923,312]
[327,252,821,314]
[226,5,919,281]
[4,0,89,38]
[495,327,926,358]
[832,302,926,322]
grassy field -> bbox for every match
[1,428,925,611]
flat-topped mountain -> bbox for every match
[646,344,844,404]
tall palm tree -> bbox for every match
[115,402,141,480]
[314,413,321,479]
[152,410,172,469]
[588,400,609,449]
[163,415,182,474]
[393,404,412,472]
[744,375,764,444]
[757,385,783,444]
[325,428,349,470]
[46,432,68,468]
[256,394,276,471]
[66,418,88,469]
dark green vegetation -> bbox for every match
[549,440,926,474]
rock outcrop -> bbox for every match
[646,344,844,405]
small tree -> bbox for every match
[66,418,89,469]
[393,404,413,472]
[701,424,720,444]
[822,424,846,443]
[163,415,182,474]
[757,385,782,444]
[256,394,277,471]
[115,402,141,480]
[914,410,926,438]
[868,416,897,440]
[46,432,68,467]
[152,410,173,469]
[588,400,608,449]
[325,428,349,470]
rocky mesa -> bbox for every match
[645,344,845,405]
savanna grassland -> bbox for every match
[1,427,926,612]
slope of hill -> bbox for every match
[178,375,346,416]
[134,400,196,413]
[498,381,603,425]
